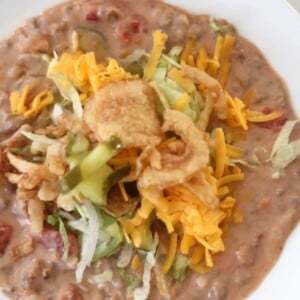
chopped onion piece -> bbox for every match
[117,243,133,268]
[51,103,64,124]
[21,130,59,145]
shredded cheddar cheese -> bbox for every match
[218,173,245,187]
[207,35,224,76]
[190,245,204,265]
[218,34,235,87]
[245,110,283,123]
[173,92,190,111]
[162,232,178,274]
[9,86,54,119]
[144,30,168,81]
[214,128,226,179]
[180,37,195,65]
[197,47,209,71]
[131,254,142,271]
[49,52,133,97]
[168,68,196,93]
[243,88,256,106]
[226,92,248,130]
[226,144,244,159]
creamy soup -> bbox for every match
[0,1,299,300]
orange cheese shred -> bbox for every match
[218,173,245,187]
[180,37,195,64]
[162,232,178,274]
[144,30,168,81]
[214,128,226,179]
[245,109,283,123]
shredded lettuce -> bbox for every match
[58,211,76,221]
[92,211,123,262]
[88,270,113,284]
[155,79,200,121]
[47,58,83,119]
[59,217,70,261]
[118,269,141,295]
[149,50,201,122]
[69,207,123,266]
[270,120,300,178]
[75,201,99,283]
[270,120,299,159]
[133,234,159,300]
[47,214,70,260]
[169,254,189,281]
[166,46,183,62]
[66,133,90,156]
[209,16,227,34]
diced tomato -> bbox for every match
[83,1,100,21]
[0,222,13,255]
[38,227,79,257]
[115,14,148,44]
[257,107,287,133]
[85,11,100,21]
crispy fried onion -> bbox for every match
[83,79,163,148]
[180,65,227,122]
[5,152,56,187]
[138,109,210,190]
[4,143,65,234]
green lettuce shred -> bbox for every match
[47,214,70,260]
[169,254,189,281]
[209,16,227,34]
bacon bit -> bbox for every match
[38,227,79,257]
[0,222,13,255]
[257,107,287,132]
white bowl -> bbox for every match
[0,0,299,299]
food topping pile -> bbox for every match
[3,24,296,299]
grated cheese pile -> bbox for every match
[10,86,54,119]
[48,51,133,100]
